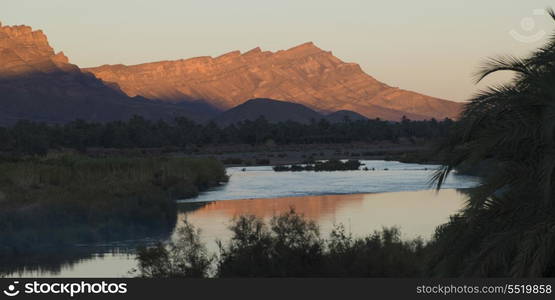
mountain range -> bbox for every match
[0,21,462,126]
[0,22,212,125]
[86,42,461,121]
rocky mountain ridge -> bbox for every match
[86,42,462,121]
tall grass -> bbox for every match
[0,153,228,255]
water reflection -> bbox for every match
[7,189,467,278]
[177,189,467,251]
[3,239,165,278]
[3,249,136,278]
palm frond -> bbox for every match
[475,56,531,83]
[430,6,555,277]
[547,7,555,21]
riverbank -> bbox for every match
[174,141,439,167]
[0,154,228,262]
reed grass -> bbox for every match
[0,153,228,254]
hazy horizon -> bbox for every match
[1,0,554,102]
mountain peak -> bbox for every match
[86,42,462,121]
[243,47,262,56]
[0,21,68,76]
[278,41,323,57]
[0,21,215,125]
[290,41,318,50]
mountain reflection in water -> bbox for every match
[9,189,466,278]
[176,189,467,250]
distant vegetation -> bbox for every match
[0,116,454,155]
[135,209,426,278]
[0,154,228,258]
[273,159,362,171]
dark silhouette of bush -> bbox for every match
[136,209,427,277]
[324,225,425,277]
[136,221,212,278]
[217,210,325,277]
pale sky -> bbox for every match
[1,0,553,101]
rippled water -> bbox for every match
[10,160,479,278]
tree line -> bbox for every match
[0,116,454,155]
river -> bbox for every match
[8,160,479,278]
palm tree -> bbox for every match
[430,8,555,277]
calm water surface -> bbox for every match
[177,189,468,249]
[183,160,478,202]
[11,160,478,278]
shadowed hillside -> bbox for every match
[0,22,216,125]
[325,110,368,123]
[215,98,323,125]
